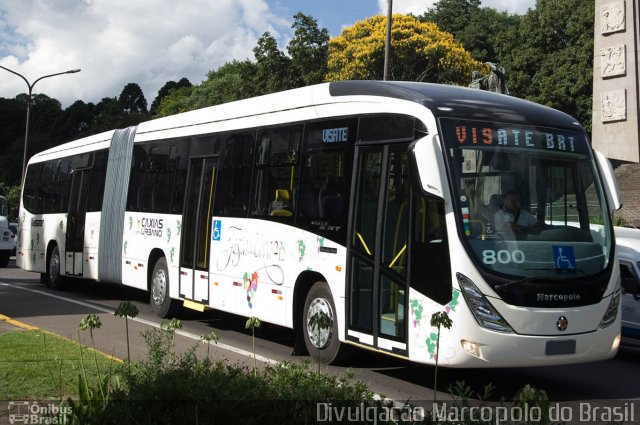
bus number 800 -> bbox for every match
[482,249,526,265]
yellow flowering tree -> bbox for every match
[326,14,486,85]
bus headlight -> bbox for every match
[599,291,620,329]
[457,273,513,333]
[599,273,621,329]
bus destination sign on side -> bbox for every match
[322,127,349,143]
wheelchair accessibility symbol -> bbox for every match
[552,246,576,270]
[212,220,221,241]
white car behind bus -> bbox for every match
[615,226,640,345]
[0,196,13,267]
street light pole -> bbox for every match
[0,65,81,183]
[383,0,393,81]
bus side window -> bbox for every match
[214,132,256,217]
[23,163,43,214]
[141,144,175,213]
[409,195,452,305]
[126,145,150,212]
[170,141,190,215]
[251,126,301,219]
[87,151,108,212]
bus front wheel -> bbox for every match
[150,257,177,318]
[302,281,351,365]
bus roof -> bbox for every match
[137,81,584,136]
[29,81,585,164]
[328,81,583,130]
[28,130,115,164]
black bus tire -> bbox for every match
[47,246,65,290]
[302,281,352,365]
[150,257,177,318]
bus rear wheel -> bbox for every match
[47,246,65,290]
[150,257,178,318]
[302,281,352,365]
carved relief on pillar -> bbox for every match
[602,89,627,122]
[601,1,625,34]
[601,44,626,77]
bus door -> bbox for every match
[347,144,409,355]
[179,156,217,304]
[65,168,91,276]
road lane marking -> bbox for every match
[0,281,278,365]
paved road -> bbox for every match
[1,259,639,406]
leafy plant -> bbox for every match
[307,310,332,373]
[78,314,103,396]
[200,331,219,360]
[113,301,139,389]
[430,310,453,404]
[113,301,139,368]
[245,316,261,377]
[514,384,550,425]
[161,318,182,364]
[72,313,121,421]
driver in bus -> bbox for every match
[494,191,537,235]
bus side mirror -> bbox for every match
[594,149,621,211]
[412,135,446,198]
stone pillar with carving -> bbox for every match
[592,0,640,162]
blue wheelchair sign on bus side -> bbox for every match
[212,220,221,241]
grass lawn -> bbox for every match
[0,329,121,400]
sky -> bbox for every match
[0,0,536,109]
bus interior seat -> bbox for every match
[269,189,292,217]
[319,177,344,219]
[296,188,318,218]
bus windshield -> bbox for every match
[440,118,612,283]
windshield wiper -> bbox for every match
[494,269,588,291]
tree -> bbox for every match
[153,13,330,116]
[0,97,28,185]
[325,14,485,84]
[118,83,148,114]
[287,12,330,86]
[154,61,258,117]
[254,32,294,93]
[193,60,259,105]
[149,77,192,115]
[421,0,520,63]
[153,86,195,118]
[51,100,95,144]
[422,0,482,36]
[497,0,594,131]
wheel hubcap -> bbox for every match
[306,297,333,349]
[152,269,167,306]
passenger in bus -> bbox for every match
[494,191,536,235]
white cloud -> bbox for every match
[0,0,289,107]
[377,0,535,16]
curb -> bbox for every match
[0,312,123,364]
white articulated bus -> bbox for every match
[18,81,623,367]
